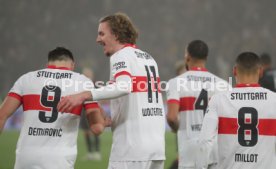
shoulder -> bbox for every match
[167,74,188,88]
[262,87,276,97]
[113,47,136,58]
[207,72,227,82]
[70,72,92,83]
[17,70,38,81]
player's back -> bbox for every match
[109,46,165,161]
[9,66,94,168]
[167,68,229,167]
[215,84,276,169]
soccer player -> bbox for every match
[0,47,105,169]
[197,52,276,169]
[166,40,229,169]
[58,13,165,169]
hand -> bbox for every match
[57,91,92,112]
[104,116,112,127]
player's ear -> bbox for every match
[184,54,190,65]
[233,66,237,76]
[258,66,264,79]
[70,62,75,71]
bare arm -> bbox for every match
[85,103,113,136]
[85,107,104,136]
[167,102,180,133]
[0,96,21,133]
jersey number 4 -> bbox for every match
[39,85,61,123]
[195,89,208,115]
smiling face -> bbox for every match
[96,22,120,57]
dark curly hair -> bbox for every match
[100,12,138,44]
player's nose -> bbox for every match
[96,36,101,43]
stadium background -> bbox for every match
[0,0,276,169]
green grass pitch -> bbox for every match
[0,131,177,169]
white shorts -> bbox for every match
[107,160,164,169]
[178,163,217,169]
[14,152,76,169]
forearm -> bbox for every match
[86,107,106,135]
[0,116,7,134]
[0,97,21,134]
[166,103,180,133]
[167,119,179,132]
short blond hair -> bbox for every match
[100,12,138,44]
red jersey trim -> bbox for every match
[114,71,132,79]
[8,92,22,102]
[235,83,260,88]
[47,65,71,70]
[218,117,276,136]
[123,44,137,49]
[167,99,180,104]
[190,67,208,72]
[22,94,82,116]
[114,71,161,93]
[84,103,100,110]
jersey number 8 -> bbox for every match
[238,107,258,147]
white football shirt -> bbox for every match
[198,84,276,169]
[8,66,99,169]
[107,45,166,161]
[167,67,230,167]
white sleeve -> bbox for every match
[91,51,132,101]
[196,95,219,168]
[78,75,99,106]
[166,78,180,103]
[92,75,131,101]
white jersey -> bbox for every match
[8,66,99,169]
[167,68,229,167]
[199,84,276,169]
[108,45,165,161]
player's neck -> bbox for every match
[236,75,259,85]
[188,61,206,70]
[47,61,74,70]
[111,43,136,56]
[113,43,125,54]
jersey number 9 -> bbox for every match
[39,85,61,123]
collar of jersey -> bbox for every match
[235,83,260,88]
[190,67,208,72]
[46,65,71,70]
[123,44,137,49]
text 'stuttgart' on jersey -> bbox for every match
[166,68,230,167]
[108,45,165,161]
[198,84,276,169]
[8,66,99,169]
